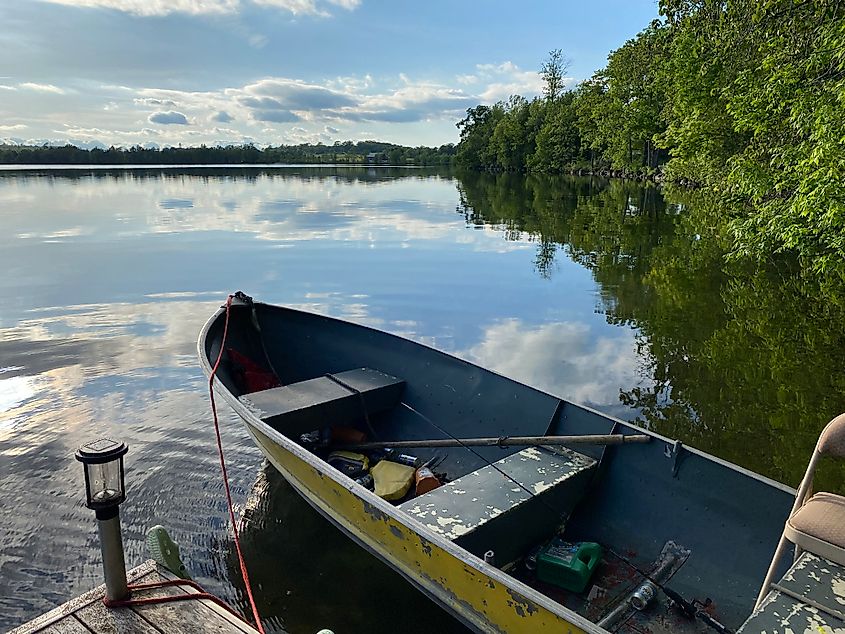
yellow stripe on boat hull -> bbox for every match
[248,425,589,634]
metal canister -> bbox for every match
[630,580,658,610]
[395,453,422,468]
[354,474,374,490]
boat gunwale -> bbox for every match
[196,299,796,633]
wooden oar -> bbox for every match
[334,433,651,451]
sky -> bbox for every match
[0,0,660,149]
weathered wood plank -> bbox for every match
[74,599,164,634]
[8,562,159,634]
[37,615,93,633]
[8,561,258,634]
[153,567,258,634]
[128,571,256,634]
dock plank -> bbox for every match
[37,616,93,633]
[8,563,160,634]
[128,572,255,634]
[148,566,258,634]
[74,602,163,634]
[8,561,258,634]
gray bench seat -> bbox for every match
[400,446,597,565]
[738,552,845,632]
[238,367,404,436]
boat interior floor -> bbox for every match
[509,541,718,634]
[737,552,845,633]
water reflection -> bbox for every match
[1,167,638,632]
[461,319,646,419]
[232,462,466,634]
[2,167,844,631]
[456,171,845,491]
[0,298,261,628]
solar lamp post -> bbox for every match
[75,438,129,602]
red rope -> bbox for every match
[209,294,266,634]
[103,579,253,625]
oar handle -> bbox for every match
[335,433,651,452]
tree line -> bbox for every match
[0,140,456,167]
[455,2,845,272]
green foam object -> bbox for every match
[146,525,190,579]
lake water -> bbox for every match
[2,167,844,633]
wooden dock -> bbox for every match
[9,560,260,634]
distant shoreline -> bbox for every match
[0,163,435,171]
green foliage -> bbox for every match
[722,2,845,272]
[531,93,580,171]
[455,3,845,271]
[0,141,456,166]
[456,104,505,168]
[540,49,569,101]
[577,21,671,171]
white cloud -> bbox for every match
[40,0,360,17]
[241,78,359,109]
[40,0,240,17]
[18,82,66,94]
[210,110,234,123]
[0,85,17,91]
[148,111,189,125]
[5,61,547,148]
[251,0,329,16]
[0,124,27,131]
[351,83,475,122]
[134,97,178,108]
[458,60,554,103]
[327,0,360,8]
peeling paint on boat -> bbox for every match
[241,424,591,633]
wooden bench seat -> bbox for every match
[400,446,597,566]
[238,367,405,436]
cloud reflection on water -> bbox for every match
[0,170,646,631]
[0,298,264,627]
[461,318,650,417]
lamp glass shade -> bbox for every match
[86,461,123,506]
[75,439,128,510]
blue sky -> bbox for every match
[0,0,660,148]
